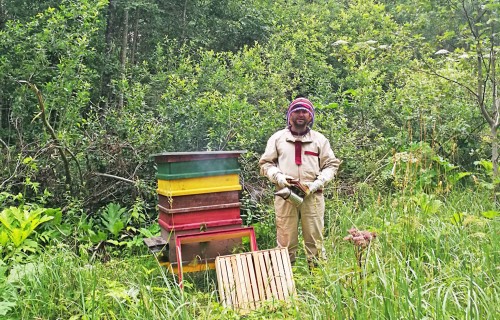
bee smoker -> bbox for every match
[275,187,304,207]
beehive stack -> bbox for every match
[152,151,246,265]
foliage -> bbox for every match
[0,0,108,204]
[0,192,60,265]
[389,142,471,194]
[0,0,499,317]
[0,188,496,319]
[0,261,17,317]
[474,159,500,191]
[100,202,128,238]
[1,0,495,212]
[77,199,160,260]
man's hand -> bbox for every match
[275,173,294,188]
[305,179,324,195]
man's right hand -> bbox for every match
[275,173,294,188]
[304,179,324,195]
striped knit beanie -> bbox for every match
[286,97,315,127]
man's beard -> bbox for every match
[291,119,310,131]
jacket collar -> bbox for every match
[285,127,313,143]
[288,125,310,136]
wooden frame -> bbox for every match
[215,247,296,313]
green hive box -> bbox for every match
[152,151,245,179]
[156,157,240,180]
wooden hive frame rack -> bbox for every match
[215,247,296,313]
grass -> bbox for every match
[2,187,499,319]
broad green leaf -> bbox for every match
[0,231,9,246]
[106,239,127,246]
[89,231,107,243]
[101,203,128,237]
[10,228,25,247]
[0,207,16,231]
[481,211,500,219]
[30,215,55,230]
[22,156,34,165]
[457,172,471,179]
[42,208,62,222]
[450,212,465,225]
[474,160,493,172]
[20,239,39,253]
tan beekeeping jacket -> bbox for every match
[259,128,340,187]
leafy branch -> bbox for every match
[17,80,83,192]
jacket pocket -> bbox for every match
[304,151,319,157]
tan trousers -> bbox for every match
[274,192,325,262]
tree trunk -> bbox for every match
[20,81,73,191]
[0,81,9,137]
[131,8,139,65]
[0,1,7,136]
[181,0,188,43]
[489,20,499,204]
[120,9,129,69]
[118,8,129,109]
[491,24,499,178]
[105,0,115,49]
[0,0,5,29]
[491,122,499,204]
[98,0,116,109]
[491,125,498,175]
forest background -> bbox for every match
[0,0,499,319]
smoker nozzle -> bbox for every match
[274,187,303,207]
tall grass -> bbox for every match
[3,188,499,319]
[293,188,500,319]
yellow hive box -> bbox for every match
[157,174,241,197]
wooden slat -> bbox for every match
[281,250,292,298]
[252,251,266,302]
[257,251,272,301]
[264,250,279,300]
[220,257,236,308]
[245,253,260,308]
[269,249,284,300]
[230,255,244,309]
[235,254,250,311]
[215,257,228,307]
[240,254,254,310]
[223,258,234,306]
[280,248,295,297]
[225,256,237,305]
[274,248,289,299]
[143,236,167,253]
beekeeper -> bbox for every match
[259,97,341,267]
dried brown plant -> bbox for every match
[343,228,377,270]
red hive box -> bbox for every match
[158,202,242,231]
